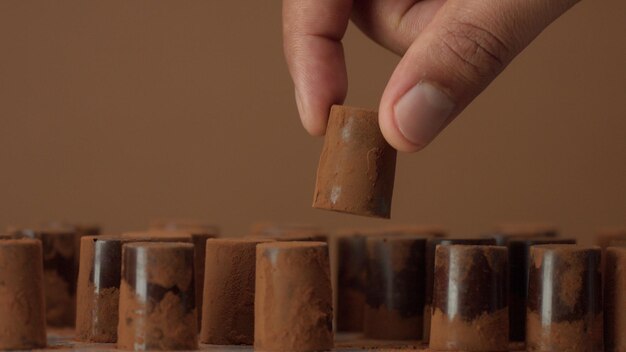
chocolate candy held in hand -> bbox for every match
[313,105,397,219]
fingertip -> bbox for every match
[295,90,329,136]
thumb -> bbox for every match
[378,0,580,152]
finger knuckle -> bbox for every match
[435,20,511,82]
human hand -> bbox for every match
[283,0,580,152]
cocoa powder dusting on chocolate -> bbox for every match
[429,308,509,351]
[118,287,197,350]
[255,242,333,352]
[0,239,47,350]
[200,239,271,345]
[76,283,119,342]
[526,311,603,352]
[558,252,584,309]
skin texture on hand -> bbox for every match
[283,0,581,152]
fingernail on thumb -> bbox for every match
[393,82,455,148]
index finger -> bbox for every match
[283,0,353,135]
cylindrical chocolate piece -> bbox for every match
[312,105,397,218]
[604,246,626,352]
[117,242,198,351]
[200,238,272,345]
[76,235,132,342]
[189,231,218,329]
[527,245,602,352]
[423,237,496,342]
[429,245,508,351]
[255,242,333,352]
[77,232,204,341]
[335,232,368,332]
[507,237,576,341]
[364,236,427,340]
[0,239,47,350]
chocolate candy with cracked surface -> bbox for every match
[312,105,396,218]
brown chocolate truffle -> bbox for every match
[75,235,132,342]
[255,242,333,352]
[312,105,397,218]
[335,231,368,332]
[605,246,626,352]
[117,242,198,351]
[200,238,272,345]
[364,236,427,340]
[429,245,509,351]
[0,239,47,350]
[188,231,218,329]
[422,237,496,342]
[527,245,603,352]
[507,237,576,341]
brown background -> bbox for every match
[0,1,624,243]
